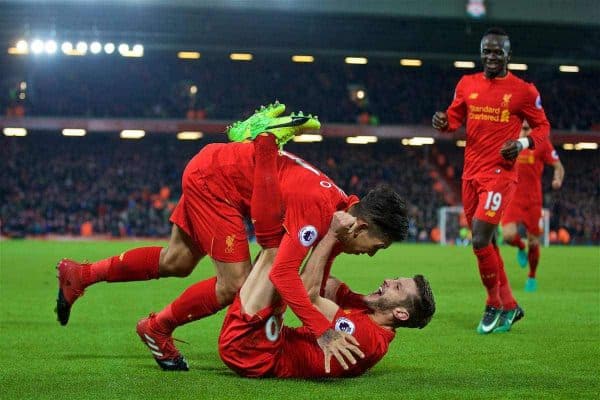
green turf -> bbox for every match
[1,240,598,399]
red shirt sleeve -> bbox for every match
[335,282,368,310]
[542,141,560,165]
[269,234,331,337]
[269,202,333,338]
[520,83,550,148]
[444,76,467,132]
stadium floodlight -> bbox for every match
[61,41,73,53]
[178,51,201,59]
[346,136,378,144]
[508,63,527,71]
[356,89,365,100]
[456,140,467,147]
[62,129,87,137]
[293,134,323,143]
[190,85,198,94]
[574,142,598,150]
[120,129,145,139]
[400,58,422,67]
[19,93,26,100]
[559,65,579,73]
[90,42,102,54]
[76,41,88,54]
[20,81,27,90]
[402,137,435,146]
[230,53,253,61]
[292,55,314,63]
[3,127,27,137]
[31,39,44,54]
[45,40,58,54]
[104,42,115,54]
[118,43,129,55]
[131,44,144,56]
[8,39,29,54]
[345,57,368,65]
[454,61,475,69]
[562,143,575,150]
[177,131,203,140]
[16,40,28,52]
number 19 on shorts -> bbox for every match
[484,191,502,211]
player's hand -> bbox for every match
[500,139,522,160]
[432,111,448,131]
[328,211,358,239]
[317,328,364,373]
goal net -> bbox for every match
[437,206,550,247]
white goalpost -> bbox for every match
[437,206,550,247]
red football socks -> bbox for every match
[528,244,540,278]
[473,245,501,308]
[496,261,517,310]
[492,243,518,309]
[507,234,526,250]
[82,246,161,287]
[154,277,221,332]
[252,134,284,248]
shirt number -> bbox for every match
[484,191,502,211]
[265,315,282,342]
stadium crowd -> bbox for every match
[0,134,447,241]
[1,134,597,244]
[2,57,599,131]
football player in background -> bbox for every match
[432,27,551,333]
[502,120,565,292]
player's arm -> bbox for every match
[501,85,551,160]
[551,160,565,190]
[432,77,467,132]
[299,211,365,372]
[323,277,367,309]
[301,211,357,319]
[520,84,550,149]
[268,234,331,335]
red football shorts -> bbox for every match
[169,148,250,263]
[462,176,516,227]
[502,201,543,236]
[218,295,286,378]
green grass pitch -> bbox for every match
[1,240,598,399]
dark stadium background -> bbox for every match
[1,0,599,244]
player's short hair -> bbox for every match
[483,27,509,38]
[354,184,408,242]
[396,274,436,329]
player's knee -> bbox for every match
[528,236,540,247]
[215,277,245,304]
[472,234,490,249]
[503,230,516,243]
[159,249,195,277]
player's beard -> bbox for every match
[364,296,410,313]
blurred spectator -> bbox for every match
[1,57,597,130]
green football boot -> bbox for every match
[264,112,321,146]
[493,305,525,333]
[228,110,320,147]
[524,277,537,292]
[226,101,286,142]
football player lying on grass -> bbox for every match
[218,211,436,378]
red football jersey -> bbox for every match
[513,139,560,205]
[444,72,550,181]
[200,143,359,337]
[274,308,395,378]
